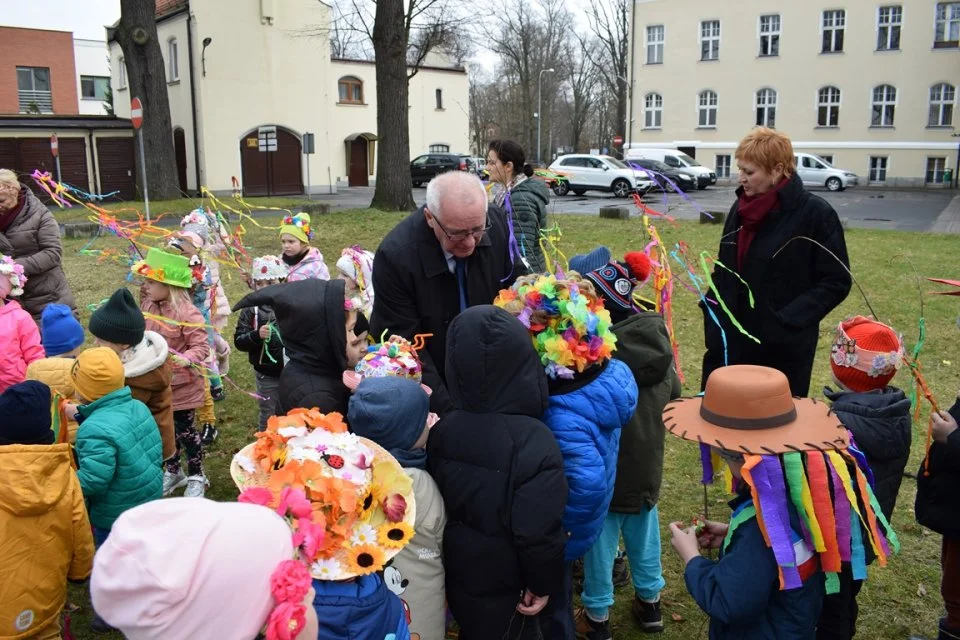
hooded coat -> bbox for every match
[609,311,682,513]
[141,298,209,412]
[916,396,960,538]
[234,279,349,415]
[0,300,45,393]
[0,186,77,324]
[311,573,410,640]
[285,247,330,282]
[428,306,568,640]
[824,386,912,522]
[122,332,175,461]
[506,177,550,274]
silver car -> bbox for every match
[795,153,859,191]
[549,154,654,198]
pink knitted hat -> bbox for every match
[91,498,314,640]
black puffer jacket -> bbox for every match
[233,279,348,415]
[428,305,567,640]
[824,386,912,522]
[233,304,284,377]
[916,397,960,538]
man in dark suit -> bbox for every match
[370,171,521,415]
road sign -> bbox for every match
[130,97,144,129]
[50,134,59,158]
[613,135,624,146]
[302,132,315,155]
[258,125,277,152]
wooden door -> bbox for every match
[240,127,303,197]
[96,137,137,201]
[174,128,188,194]
[348,138,368,186]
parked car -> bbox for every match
[410,153,469,187]
[794,153,858,191]
[548,154,654,198]
[625,148,717,189]
[628,159,698,193]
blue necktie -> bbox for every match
[455,258,468,312]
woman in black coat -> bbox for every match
[428,305,568,640]
[701,128,852,395]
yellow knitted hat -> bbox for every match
[71,347,126,402]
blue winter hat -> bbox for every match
[0,381,54,445]
[348,377,430,470]
[568,246,612,276]
[41,303,85,356]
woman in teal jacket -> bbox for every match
[487,139,550,273]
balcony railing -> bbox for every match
[18,90,53,114]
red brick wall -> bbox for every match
[0,27,79,115]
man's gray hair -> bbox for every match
[425,171,487,221]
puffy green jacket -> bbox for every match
[507,178,550,273]
[75,387,163,529]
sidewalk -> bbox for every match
[932,194,960,233]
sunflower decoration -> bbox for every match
[232,408,416,581]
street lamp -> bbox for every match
[537,68,555,165]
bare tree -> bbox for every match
[584,0,630,150]
[109,0,180,199]
[568,38,599,152]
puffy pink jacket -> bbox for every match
[141,298,210,411]
[286,247,330,282]
[0,300,45,392]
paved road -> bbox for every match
[310,184,958,232]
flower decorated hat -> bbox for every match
[177,209,212,248]
[130,247,194,289]
[252,255,289,282]
[0,253,27,298]
[663,365,899,594]
[494,273,617,380]
[830,316,904,393]
[343,334,431,394]
[231,408,417,581]
[280,213,313,244]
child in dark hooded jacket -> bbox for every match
[429,305,568,640]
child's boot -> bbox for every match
[632,596,664,634]
[575,608,612,640]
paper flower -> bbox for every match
[265,601,307,640]
[269,560,311,603]
[345,544,385,576]
[379,522,415,549]
[381,493,407,523]
[310,557,341,580]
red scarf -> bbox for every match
[736,177,789,269]
[0,188,25,233]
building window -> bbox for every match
[644,92,663,128]
[935,2,960,48]
[715,154,731,178]
[871,84,897,127]
[877,6,902,50]
[755,88,777,127]
[929,83,956,126]
[119,57,126,89]
[869,156,888,183]
[820,155,835,164]
[817,86,841,127]
[81,75,110,100]
[435,88,443,110]
[429,143,450,153]
[646,25,664,64]
[698,90,718,127]
[167,38,179,82]
[16,66,52,113]
[338,76,363,104]
[700,20,720,60]
[926,157,948,183]
[759,14,781,56]
[822,10,845,53]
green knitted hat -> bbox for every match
[131,247,193,289]
[89,287,146,347]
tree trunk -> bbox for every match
[370,0,416,212]
[114,0,181,200]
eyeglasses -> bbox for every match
[431,212,491,242]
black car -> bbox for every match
[629,159,698,193]
[410,153,469,187]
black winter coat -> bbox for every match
[701,173,852,396]
[370,205,520,416]
[234,279,349,415]
[916,397,960,538]
[428,305,568,640]
[824,386,912,522]
[233,304,284,377]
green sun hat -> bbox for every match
[130,247,194,289]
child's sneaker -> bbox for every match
[574,608,612,640]
[632,596,664,634]
[211,385,226,402]
[162,469,187,496]
[184,474,209,498]
[201,423,219,444]
[613,552,631,588]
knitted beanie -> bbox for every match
[41,303,85,356]
[89,288,146,347]
[279,213,312,244]
[830,316,904,393]
[71,347,126,402]
[568,246,612,276]
[584,252,653,324]
[0,381,55,445]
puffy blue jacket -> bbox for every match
[312,574,410,640]
[543,359,637,561]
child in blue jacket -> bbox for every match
[496,273,638,639]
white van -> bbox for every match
[794,153,859,191]
[626,148,717,189]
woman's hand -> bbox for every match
[933,410,959,444]
[516,590,549,616]
[669,521,701,565]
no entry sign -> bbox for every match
[130,97,143,129]
[613,135,624,146]
[50,134,59,157]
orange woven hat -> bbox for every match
[662,365,849,455]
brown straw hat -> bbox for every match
[662,365,849,455]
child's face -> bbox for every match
[94,337,131,354]
[344,312,368,368]
[175,234,200,257]
[255,278,281,291]
[281,235,306,257]
[143,279,170,302]
[0,277,11,299]
[714,447,745,480]
[339,273,359,293]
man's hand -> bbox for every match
[696,520,729,550]
[933,410,959,444]
[516,590,549,616]
[258,324,271,340]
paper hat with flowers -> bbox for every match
[252,255,289,282]
[231,408,417,581]
[0,254,27,298]
[342,334,431,394]
[830,316,904,392]
[663,365,899,594]
[177,209,212,248]
[494,273,617,380]
[280,213,313,244]
[130,247,194,289]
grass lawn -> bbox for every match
[61,207,959,639]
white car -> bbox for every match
[549,154,654,198]
[794,153,858,191]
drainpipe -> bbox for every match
[626,0,637,148]
[87,128,100,194]
[186,8,202,195]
